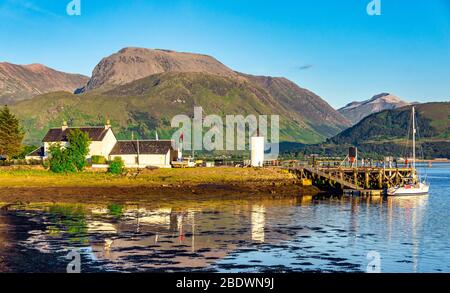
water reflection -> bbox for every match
[387,196,428,273]
[1,190,449,272]
[251,205,265,242]
[0,213,10,271]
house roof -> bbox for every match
[26,146,44,157]
[42,127,110,142]
[109,140,174,155]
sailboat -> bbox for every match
[387,106,430,196]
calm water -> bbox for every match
[1,164,449,273]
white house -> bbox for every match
[41,122,117,158]
[26,122,179,168]
[109,140,179,168]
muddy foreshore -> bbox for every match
[0,167,320,204]
[0,182,320,205]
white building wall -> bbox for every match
[110,151,172,168]
[110,155,138,166]
[139,152,170,167]
[88,128,117,158]
[101,129,117,156]
[89,141,103,158]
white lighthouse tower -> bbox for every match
[251,136,265,167]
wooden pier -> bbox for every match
[288,166,417,192]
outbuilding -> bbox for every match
[109,140,179,168]
[26,122,180,168]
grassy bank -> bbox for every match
[0,167,294,188]
[0,167,318,203]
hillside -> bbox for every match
[284,103,450,159]
[338,93,410,125]
[331,102,450,145]
[0,62,88,105]
[244,74,350,137]
[12,72,335,145]
[10,48,350,145]
[300,102,450,158]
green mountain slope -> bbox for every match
[12,72,335,145]
[242,74,350,137]
[288,103,450,159]
[330,102,450,145]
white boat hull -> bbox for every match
[387,183,429,196]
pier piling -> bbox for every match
[289,166,416,195]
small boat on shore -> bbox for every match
[387,106,430,196]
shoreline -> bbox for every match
[0,167,319,204]
[0,184,319,205]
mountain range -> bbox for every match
[3,47,447,157]
[338,93,410,125]
[0,62,88,105]
[296,102,450,158]
[332,102,450,144]
[5,48,351,145]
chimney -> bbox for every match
[105,119,111,130]
[62,121,68,131]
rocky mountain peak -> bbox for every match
[338,93,410,125]
[0,62,89,105]
[79,47,239,92]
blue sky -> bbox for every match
[0,0,449,108]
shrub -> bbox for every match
[48,129,91,173]
[42,160,50,169]
[48,143,77,173]
[91,155,107,164]
[108,157,125,174]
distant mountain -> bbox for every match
[284,102,450,159]
[77,47,242,93]
[0,62,89,105]
[338,93,410,125]
[322,102,450,158]
[9,48,350,145]
[331,102,450,144]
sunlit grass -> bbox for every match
[0,167,295,188]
